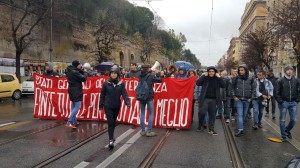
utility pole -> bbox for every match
[49,0,53,62]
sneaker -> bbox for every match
[258,123,263,128]
[140,131,146,136]
[65,123,76,129]
[231,117,235,121]
[146,131,157,137]
[281,137,287,142]
[208,130,218,136]
[225,119,230,124]
[285,131,292,139]
[108,140,114,150]
[252,124,258,130]
[265,113,269,117]
[235,130,244,137]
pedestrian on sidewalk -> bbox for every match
[65,60,88,128]
[196,66,225,135]
[266,69,278,119]
[252,69,273,130]
[99,67,131,150]
[275,66,300,142]
[137,64,162,137]
[232,64,254,137]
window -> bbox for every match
[1,75,15,83]
[130,54,134,60]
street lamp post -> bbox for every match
[49,0,53,62]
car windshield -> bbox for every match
[26,77,34,81]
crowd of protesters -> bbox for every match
[41,59,300,149]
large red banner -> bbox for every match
[33,74,195,129]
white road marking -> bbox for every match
[0,122,15,128]
[73,128,136,168]
[73,161,89,168]
[263,118,300,151]
[95,130,141,168]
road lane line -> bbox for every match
[0,121,31,131]
[73,161,89,168]
[73,128,136,168]
[0,122,15,128]
[263,118,300,151]
[95,130,141,168]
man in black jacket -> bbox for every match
[275,66,300,141]
[231,64,254,137]
[65,60,88,128]
[266,69,278,119]
[138,64,162,137]
[197,66,225,135]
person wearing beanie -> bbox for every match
[65,60,88,129]
[137,64,162,137]
[196,66,225,135]
[275,65,300,142]
[43,62,59,77]
[99,67,130,150]
[231,64,254,137]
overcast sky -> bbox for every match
[130,0,249,66]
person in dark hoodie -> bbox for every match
[43,62,59,77]
[126,63,141,78]
[176,65,188,79]
[99,67,131,150]
[231,64,254,137]
[196,66,225,135]
[275,65,300,142]
[138,64,162,137]
[65,60,88,128]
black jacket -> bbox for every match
[43,70,60,77]
[138,72,162,101]
[231,76,254,100]
[266,75,278,90]
[99,80,130,109]
[66,66,87,102]
[275,76,300,103]
[196,75,225,107]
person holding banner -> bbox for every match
[196,66,225,135]
[138,64,162,137]
[65,60,88,128]
[99,67,131,150]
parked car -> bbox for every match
[21,76,34,95]
[0,72,22,100]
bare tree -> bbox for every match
[90,10,124,63]
[133,32,164,64]
[270,0,300,76]
[224,56,238,71]
[0,0,52,81]
[241,28,278,69]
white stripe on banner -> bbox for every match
[0,122,15,128]
[96,131,142,168]
[73,128,136,168]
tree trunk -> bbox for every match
[15,50,22,83]
[297,62,300,79]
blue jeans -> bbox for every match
[140,100,154,132]
[279,101,298,138]
[67,101,81,124]
[235,100,250,130]
[252,99,264,124]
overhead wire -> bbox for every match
[144,0,171,30]
[208,0,214,58]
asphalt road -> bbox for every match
[1,96,300,167]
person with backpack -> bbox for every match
[275,66,300,142]
[231,64,254,137]
[252,69,273,130]
[99,67,131,150]
[136,64,162,137]
[196,66,225,135]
